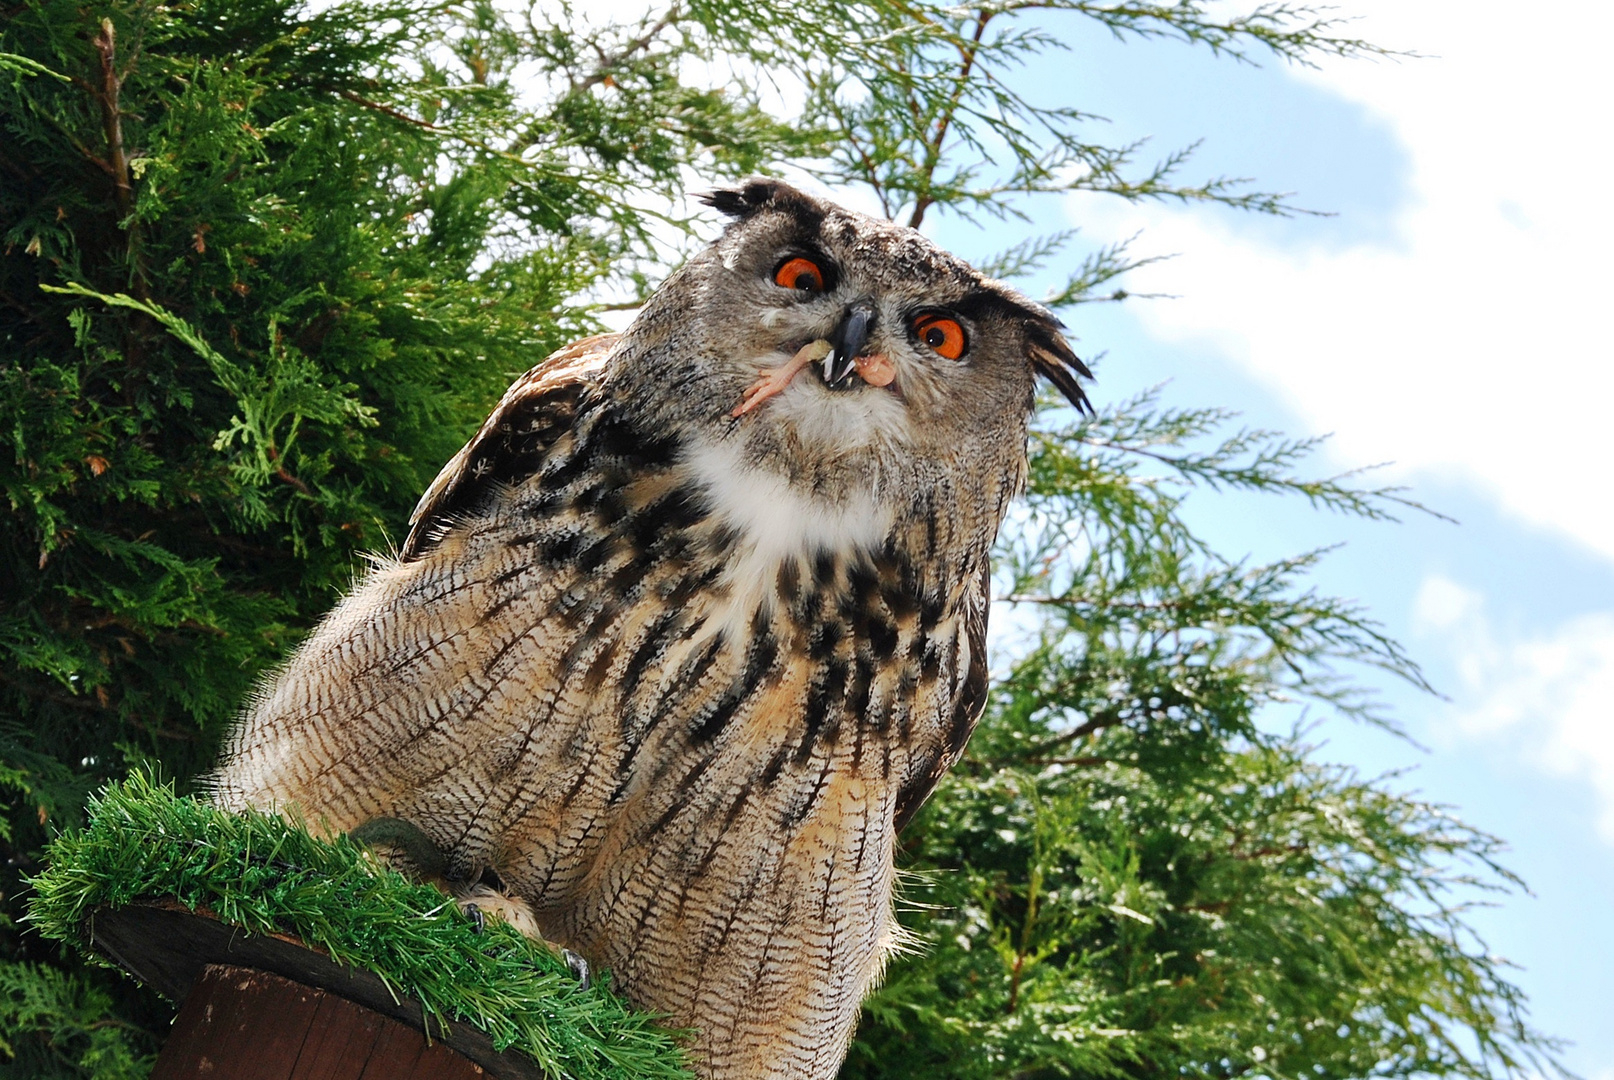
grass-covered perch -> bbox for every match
[25,773,692,1080]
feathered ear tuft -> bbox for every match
[1026,323,1095,416]
[968,281,1096,415]
[698,179,784,220]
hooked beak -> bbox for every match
[823,300,875,388]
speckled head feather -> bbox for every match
[210,179,1091,1080]
[700,179,1093,416]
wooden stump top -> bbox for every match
[91,903,542,1080]
[152,965,486,1080]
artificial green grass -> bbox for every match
[26,772,692,1080]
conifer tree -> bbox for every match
[0,2,1565,1077]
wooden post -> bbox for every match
[90,904,542,1080]
[151,965,485,1080]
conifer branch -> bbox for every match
[91,21,131,228]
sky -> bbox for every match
[921,3,1614,1075]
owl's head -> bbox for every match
[612,179,1090,518]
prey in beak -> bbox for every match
[731,301,895,417]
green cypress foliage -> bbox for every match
[0,2,1568,1078]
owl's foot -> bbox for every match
[732,339,831,416]
[455,880,544,939]
[348,820,590,987]
[456,884,592,989]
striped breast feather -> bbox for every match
[401,334,620,561]
[892,559,991,833]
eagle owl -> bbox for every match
[210,179,1090,1079]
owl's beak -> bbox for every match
[823,300,875,388]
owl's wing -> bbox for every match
[893,560,991,834]
[400,333,620,561]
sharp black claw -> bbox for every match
[464,902,485,934]
[563,949,591,990]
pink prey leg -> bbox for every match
[731,339,832,417]
[853,352,895,387]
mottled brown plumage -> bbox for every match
[209,179,1090,1079]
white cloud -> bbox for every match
[1413,575,1614,840]
[1073,1,1614,560]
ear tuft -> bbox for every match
[1027,324,1095,417]
[698,179,783,220]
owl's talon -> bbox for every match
[463,902,486,934]
[563,949,592,990]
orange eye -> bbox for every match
[773,257,826,292]
[913,314,966,360]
